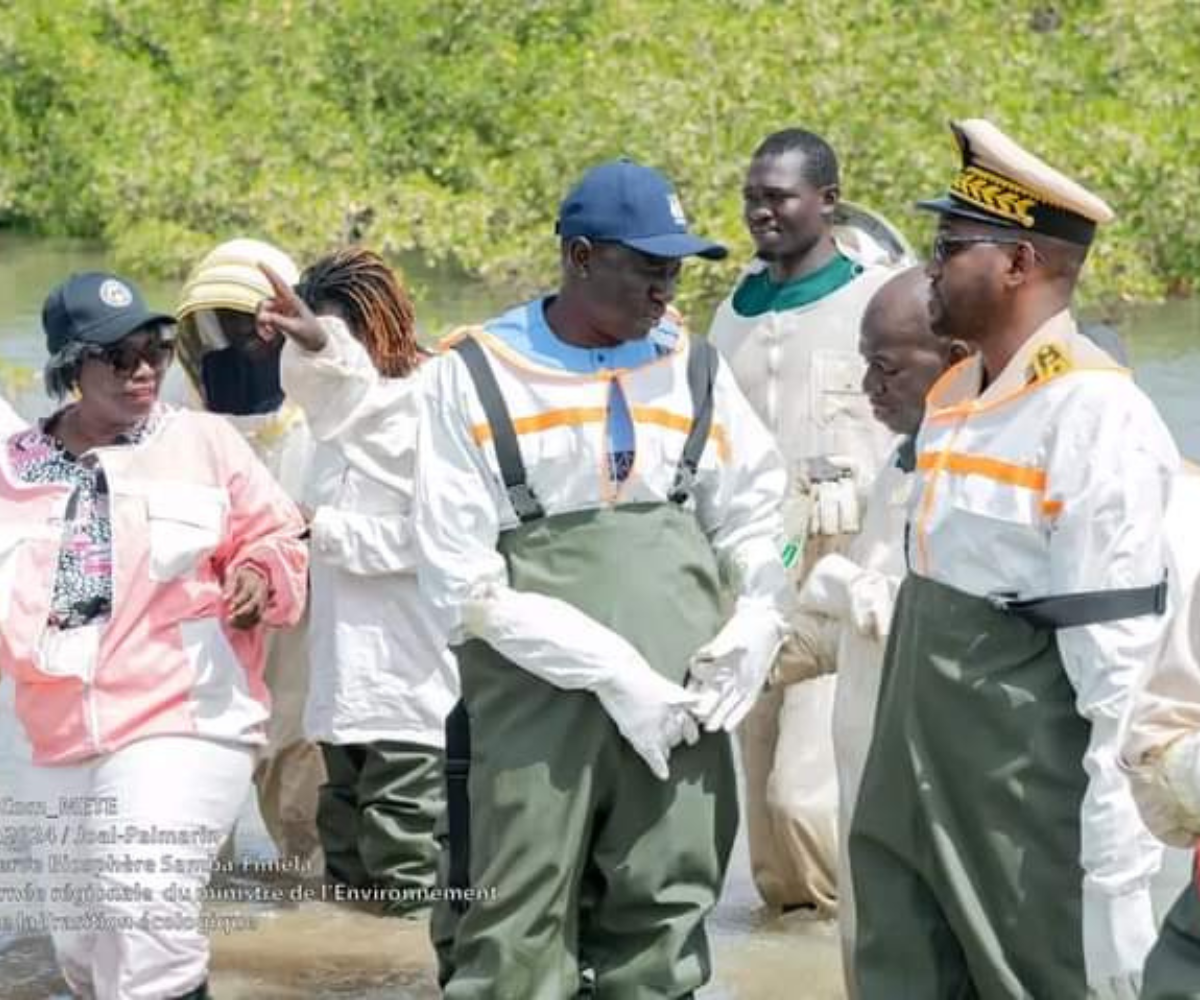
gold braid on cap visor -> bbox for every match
[948,164,1097,245]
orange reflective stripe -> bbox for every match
[471,407,606,445]
[1042,498,1064,517]
[630,406,691,435]
[916,451,1047,491]
[471,406,730,461]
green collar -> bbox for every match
[731,252,863,317]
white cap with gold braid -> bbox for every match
[917,119,1114,247]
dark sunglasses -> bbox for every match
[93,337,176,377]
[931,234,1042,265]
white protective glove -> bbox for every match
[1136,731,1200,848]
[463,583,699,781]
[1126,764,1200,850]
[799,554,896,642]
[686,599,787,732]
[802,456,861,537]
[1082,883,1155,999]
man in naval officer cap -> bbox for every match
[847,119,1178,1000]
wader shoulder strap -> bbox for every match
[669,337,718,505]
[443,699,472,913]
[988,576,1168,630]
[452,336,545,523]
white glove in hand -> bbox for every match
[848,570,894,641]
[1160,732,1200,833]
[595,667,700,781]
[802,455,861,537]
[463,582,699,781]
[798,555,895,641]
[810,477,860,536]
[1082,884,1155,1000]
[1127,768,1199,849]
[687,601,786,732]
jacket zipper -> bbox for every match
[765,317,781,436]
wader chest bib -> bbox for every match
[435,336,737,1000]
[851,573,1091,999]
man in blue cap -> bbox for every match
[415,159,789,997]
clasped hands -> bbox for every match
[615,601,785,781]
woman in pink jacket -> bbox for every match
[0,273,308,1000]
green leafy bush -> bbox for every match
[1,0,1196,326]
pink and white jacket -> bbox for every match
[0,406,308,765]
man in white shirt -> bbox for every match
[709,127,910,915]
[776,266,969,991]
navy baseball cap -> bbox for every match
[556,159,728,261]
[43,272,175,355]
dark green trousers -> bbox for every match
[1143,880,1200,999]
[318,739,443,915]
[436,503,735,1000]
[851,573,1091,999]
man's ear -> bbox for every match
[819,184,840,218]
[1004,241,1039,287]
[947,339,973,365]
[565,237,594,279]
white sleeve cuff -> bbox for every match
[797,553,861,618]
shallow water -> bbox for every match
[0,237,1196,997]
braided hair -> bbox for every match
[296,248,421,378]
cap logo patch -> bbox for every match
[99,279,133,309]
[951,166,1038,229]
[667,193,687,227]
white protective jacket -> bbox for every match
[785,443,914,979]
[708,258,898,500]
[280,320,458,749]
[414,325,787,670]
[163,371,317,754]
[1122,467,1200,847]
[911,309,1179,985]
[791,448,913,796]
[0,393,23,439]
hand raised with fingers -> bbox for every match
[256,262,328,353]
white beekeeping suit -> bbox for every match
[174,239,324,872]
[708,203,913,913]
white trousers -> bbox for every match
[22,736,253,1000]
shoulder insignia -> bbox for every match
[1025,342,1073,384]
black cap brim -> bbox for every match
[914,195,1022,231]
[81,307,177,347]
[619,233,728,261]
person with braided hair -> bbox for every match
[276,248,458,915]
[295,247,428,379]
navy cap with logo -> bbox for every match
[556,159,728,261]
[43,272,175,355]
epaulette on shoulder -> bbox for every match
[1023,341,1074,385]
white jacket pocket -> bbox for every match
[146,485,228,582]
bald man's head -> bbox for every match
[860,267,971,436]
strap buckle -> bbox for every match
[507,482,544,522]
[669,465,697,505]
[986,591,1018,613]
